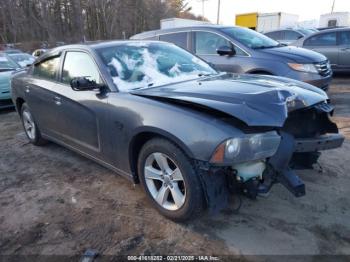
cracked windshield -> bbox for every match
[97,42,217,91]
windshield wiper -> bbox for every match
[131,83,154,90]
[197,73,219,77]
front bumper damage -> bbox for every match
[197,129,345,214]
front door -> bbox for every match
[51,51,109,159]
[192,31,246,73]
[303,32,338,67]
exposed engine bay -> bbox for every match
[197,101,344,213]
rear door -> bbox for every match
[303,32,338,67]
[338,30,350,69]
[192,30,248,73]
[25,55,62,137]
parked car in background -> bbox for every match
[7,52,35,68]
[3,49,23,54]
[293,27,350,72]
[132,25,332,90]
[11,41,344,221]
[0,53,20,108]
[318,26,346,31]
[264,28,318,45]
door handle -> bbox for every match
[53,96,62,106]
[341,47,350,51]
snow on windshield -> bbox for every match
[103,43,215,91]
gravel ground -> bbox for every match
[0,76,349,259]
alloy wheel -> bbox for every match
[144,152,186,210]
[22,109,36,140]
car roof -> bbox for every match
[312,27,350,34]
[131,25,237,39]
[302,27,350,41]
[33,40,170,64]
[265,28,311,33]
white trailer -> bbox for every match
[160,18,211,29]
[257,12,299,33]
[319,12,350,28]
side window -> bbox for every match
[32,56,60,80]
[304,32,337,46]
[61,52,102,84]
[284,30,302,41]
[339,31,350,45]
[265,31,281,40]
[159,32,188,49]
[194,31,247,56]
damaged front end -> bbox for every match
[198,101,344,213]
[132,73,344,212]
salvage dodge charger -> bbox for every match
[11,41,344,221]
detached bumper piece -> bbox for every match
[260,132,344,198]
[276,169,305,197]
[267,131,306,197]
[294,134,344,153]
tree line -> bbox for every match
[0,0,205,46]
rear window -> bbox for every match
[265,31,282,40]
[159,32,188,49]
[33,56,60,80]
[304,32,337,46]
[284,30,302,40]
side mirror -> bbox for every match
[70,77,102,91]
[217,45,236,56]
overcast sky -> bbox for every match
[186,0,350,25]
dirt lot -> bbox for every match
[1,76,350,259]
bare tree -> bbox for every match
[0,0,205,48]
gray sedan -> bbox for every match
[293,27,350,72]
[11,41,344,221]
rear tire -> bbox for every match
[20,103,47,146]
[137,138,205,222]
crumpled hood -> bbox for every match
[260,46,327,63]
[131,73,328,127]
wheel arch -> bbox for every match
[15,97,26,113]
[128,127,195,183]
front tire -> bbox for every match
[20,103,47,146]
[137,138,205,222]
